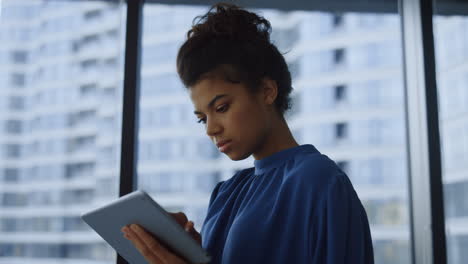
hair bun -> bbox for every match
[188,3,271,43]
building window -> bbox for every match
[80,83,97,97]
[3,168,19,182]
[11,51,28,64]
[5,120,22,134]
[84,10,102,20]
[332,14,344,28]
[8,96,24,111]
[336,160,349,173]
[334,84,347,102]
[5,144,21,158]
[333,48,345,65]
[80,59,98,70]
[335,122,348,139]
[11,73,25,87]
[65,162,95,179]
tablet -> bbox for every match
[81,190,211,264]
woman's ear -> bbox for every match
[261,78,278,106]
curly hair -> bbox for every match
[176,3,293,115]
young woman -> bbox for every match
[122,3,374,264]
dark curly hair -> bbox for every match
[176,3,293,115]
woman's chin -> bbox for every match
[225,151,251,161]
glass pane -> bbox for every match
[433,5,468,264]
[0,0,125,263]
[139,3,410,264]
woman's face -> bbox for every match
[190,77,271,161]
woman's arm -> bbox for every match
[312,173,374,264]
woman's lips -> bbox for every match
[217,140,232,153]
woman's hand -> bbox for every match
[170,212,202,245]
[121,212,202,264]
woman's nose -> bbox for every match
[206,118,222,136]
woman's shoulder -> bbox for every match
[291,147,341,175]
[207,167,254,205]
[287,148,349,193]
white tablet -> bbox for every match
[81,190,211,264]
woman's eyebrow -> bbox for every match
[194,94,228,115]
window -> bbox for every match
[335,122,348,140]
[63,217,89,231]
[11,51,27,64]
[333,48,345,65]
[8,96,24,111]
[11,73,25,87]
[5,120,22,134]
[336,160,349,174]
[2,1,462,263]
[61,189,94,205]
[3,168,19,182]
[332,14,344,28]
[84,10,102,20]
[139,7,410,264]
[79,83,97,97]
[1,193,27,207]
[0,1,124,263]
[433,8,468,264]
[65,162,95,179]
[80,58,98,69]
[334,84,347,102]
[4,144,20,158]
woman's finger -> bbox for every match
[130,224,187,264]
[170,212,188,227]
[130,224,170,260]
[124,225,163,264]
[185,221,202,244]
[184,221,193,232]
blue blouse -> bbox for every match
[200,144,374,264]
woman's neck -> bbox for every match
[252,116,299,160]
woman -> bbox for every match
[122,3,374,264]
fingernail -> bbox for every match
[130,224,137,230]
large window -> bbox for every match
[138,3,411,264]
[433,6,468,264]
[0,0,125,263]
[3,1,464,263]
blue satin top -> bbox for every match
[200,144,374,264]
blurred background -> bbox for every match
[0,0,466,263]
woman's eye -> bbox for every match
[197,118,206,124]
[216,104,229,113]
